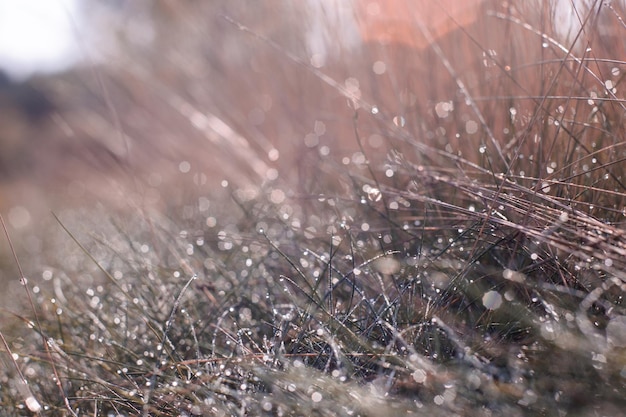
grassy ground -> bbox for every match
[1,1,626,415]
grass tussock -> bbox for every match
[1,0,626,416]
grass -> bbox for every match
[1,0,626,415]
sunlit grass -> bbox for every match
[1,1,626,416]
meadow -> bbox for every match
[1,1,625,415]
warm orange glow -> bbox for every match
[354,0,487,48]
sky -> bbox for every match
[0,0,81,81]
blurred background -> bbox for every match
[1,0,624,303]
[1,0,616,212]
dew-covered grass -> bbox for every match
[1,1,626,416]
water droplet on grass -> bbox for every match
[366,187,382,202]
[482,291,503,310]
[465,120,478,134]
[178,161,191,173]
[268,148,279,161]
[372,60,386,74]
[8,206,31,229]
[412,369,427,384]
[270,189,285,204]
[393,115,406,127]
[25,396,42,413]
[503,269,526,283]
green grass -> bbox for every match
[1,1,626,416]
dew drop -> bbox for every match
[8,206,31,229]
[372,60,386,75]
[367,187,382,202]
[393,115,406,127]
[482,291,503,310]
[465,120,478,134]
[412,369,427,384]
[178,161,191,173]
[25,397,42,413]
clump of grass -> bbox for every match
[2,0,626,416]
